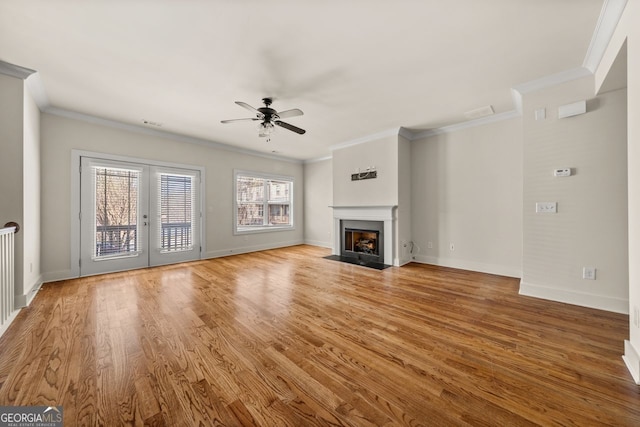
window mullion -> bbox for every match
[264,179,269,226]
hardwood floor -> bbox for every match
[0,245,638,426]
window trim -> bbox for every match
[233,169,295,235]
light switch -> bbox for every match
[536,202,557,213]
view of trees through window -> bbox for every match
[94,167,139,257]
[94,168,197,257]
[236,174,292,230]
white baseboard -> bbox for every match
[412,255,521,278]
[304,239,332,249]
[14,275,43,308]
[519,281,628,314]
[203,240,304,260]
[397,258,412,267]
[42,269,75,284]
[623,340,640,384]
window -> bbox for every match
[93,166,141,258]
[235,171,293,233]
[157,172,197,252]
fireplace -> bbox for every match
[341,220,384,263]
[331,205,396,266]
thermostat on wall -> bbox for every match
[554,168,572,177]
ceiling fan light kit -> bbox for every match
[221,97,306,141]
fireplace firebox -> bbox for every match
[340,220,384,263]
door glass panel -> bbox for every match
[158,173,195,252]
[93,166,140,259]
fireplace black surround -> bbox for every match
[340,220,384,264]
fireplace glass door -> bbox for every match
[345,229,379,256]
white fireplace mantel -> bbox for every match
[330,205,397,266]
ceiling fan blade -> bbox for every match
[275,120,306,135]
[235,101,265,118]
[276,108,304,119]
[221,118,260,124]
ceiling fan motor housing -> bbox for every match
[259,98,277,122]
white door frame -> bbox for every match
[71,149,206,278]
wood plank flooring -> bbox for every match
[0,245,638,426]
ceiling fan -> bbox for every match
[221,97,306,139]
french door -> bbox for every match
[80,157,201,276]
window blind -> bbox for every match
[156,172,197,252]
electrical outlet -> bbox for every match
[450,243,455,251]
[582,267,596,280]
[427,241,433,249]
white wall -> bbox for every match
[40,113,304,281]
[0,74,25,302]
[520,77,628,313]
[303,158,333,248]
[410,117,523,277]
[397,135,412,265]
[331,132,411,265]
[21,78,41,304]
[332,134,398,207]
[596,0,640,383]
[0,73,41,306]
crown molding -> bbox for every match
[511,88,524,114]
[0,60,36,79]
[24,73,50,110]
[512,67,593,96]
[583,0,628,73]
[398,127,414,140]
[329,127,405,152]
[10,1,623,164]
[43,106,303,164]
[304,155,332,164]
[410,110,521,140]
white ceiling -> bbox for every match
[0,0,607,161]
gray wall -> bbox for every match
[521,79,628,313]
[41,113,304,281]
[0,74,41,305]
[397,135,412,265]
[595,0,640,380]
[332,134,398,207]
[303,158,333,248]
[410,117,523,277]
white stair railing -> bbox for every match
[0,225,16,336]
